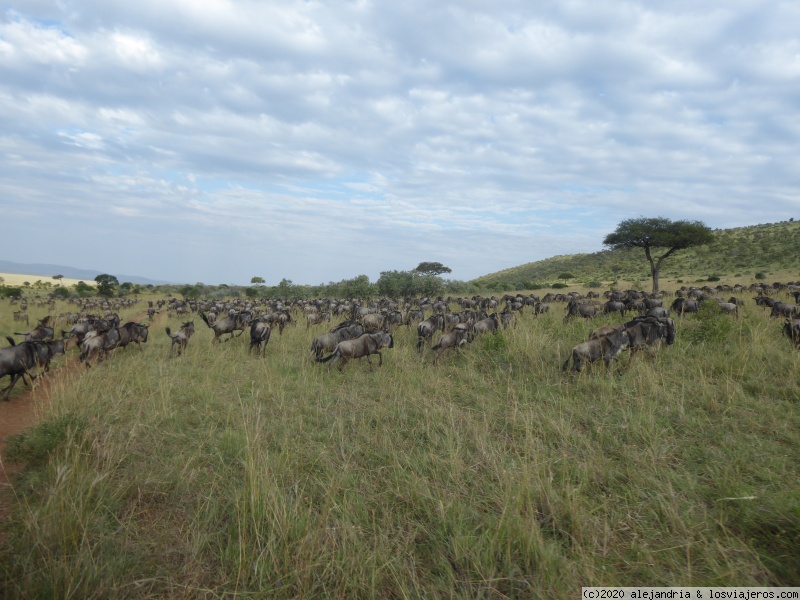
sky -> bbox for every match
[1,1,798,286]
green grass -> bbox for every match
[0,290,799,597]
[474,220,800,288]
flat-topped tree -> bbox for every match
[603,217,714,293]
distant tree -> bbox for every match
[413,262,452,276]
[52,274,64,286]
[94,274,119,297]
[0,287,22,298]
[52,286,70,299]
[244,286,259,298]
[251,276,265,285]
[603,217,714,293]
[0,276,4,286]
[75,281,93,296]
[558,272,575,285]
[610,265,622,286]
[179,285,198,299]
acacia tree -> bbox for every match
[95,274,119,298]
[413,262,452,276]
[603,217,714,293]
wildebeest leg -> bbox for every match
[336,357,348,371]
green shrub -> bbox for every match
[551,282,567,289]
[683,301,733,343]
[707,275,721,282]
[755,272,766,280]
[587,280,602,288]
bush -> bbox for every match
[755,272,766,280]
[707,275,721,282]
[0,286,22,298]
[551,282,568,289]
[683,301,733,344]
[587,281,602,288]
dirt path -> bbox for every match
[0,310,156,542]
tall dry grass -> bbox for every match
[0,291,798,598]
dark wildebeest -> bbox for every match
[166,321,195,357]
[249,321,271,356]
[645,306,669,319]
[671,298,700,316]
[770,302,798,319]
[404,309,424,328]
[783,318,800,348]
[622,316,676,356]
[431,324,470,365]
[317,331,394,371]
[309,322,364,360]
[118,322,149,350]
[533,302,550,316]
[563,300,600,323]
[0,337,65,400]
[603,301,627,319]
[417,315,445,352]
[562,329,631,380]
[499,310,516,329]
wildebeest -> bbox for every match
[118,322,149,350]
[249,321,271,356]
[562,329,631,380]
[783,318,800,348]
[166,321,195,357]
[622,316,676,356]
[16,316,55,342]
[79,328,121,365]
[306,312,331,328]
[499,310,516,329]
[317,331,394,371]
[671,297,699,315]
[770,302,798,319]
[563,300,600,323]
[309,322,364,360]
[0,337,65,400]
[603,301,627,318]
[200,311,250,343]
[417,315,445,352]
[362,313,385,333]
[716,302,739,318]
[431,324,470,365]
[471,313,500,339]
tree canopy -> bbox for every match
[251,276,265,285]
[413,262,452,276]
[603,217,714,292]
[94,274,119,297]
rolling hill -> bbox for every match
[472,220,800,288]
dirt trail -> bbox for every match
[0,310,157,541]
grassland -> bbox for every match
[0,272,95,288]
[0,287,798,598]
[474,220,800,288]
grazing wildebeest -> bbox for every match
[404,309,424,328]
[166,321,195,357]
[533,302,550,316]
[671,298,699,316]
[317,331,394,371]
[716,302,739,318]
[309,322,364,360]
[562,329,631,380]
[603,301,627,318]
[431,324,470,365]
[622,316,676,356]
[249,321,271,356]
[471,313,500,339]
[499,310,516,329]
[563,300,600,323]
[306,312,331,328]
[589,325,625,340]
[770,302,798,319]
[645,306,669,319]
[417,315,445,352]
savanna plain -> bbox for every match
[0,278,798,599]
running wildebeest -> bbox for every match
[309,322,363,360]
[79,328,121,365]
[562,329,631,380]
[16,316,55,342]
[317,331,394,371]
[1,337,66,399]
[249,321,271,356]
[166,321,195,357]
[471,313,500,339]
[200,311,250,343]
[117,322,149,350]
[431,324,470,365]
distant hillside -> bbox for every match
[0,260,169,286]
[473,220,800,287]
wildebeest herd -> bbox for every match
[2,280,799,400]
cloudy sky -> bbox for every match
[1,1,798,285]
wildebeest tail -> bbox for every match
[561,355,572,371]
[165,327,172,337]
[432,342,441,351]
[199,312,211,327]
[316,351,337,363]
